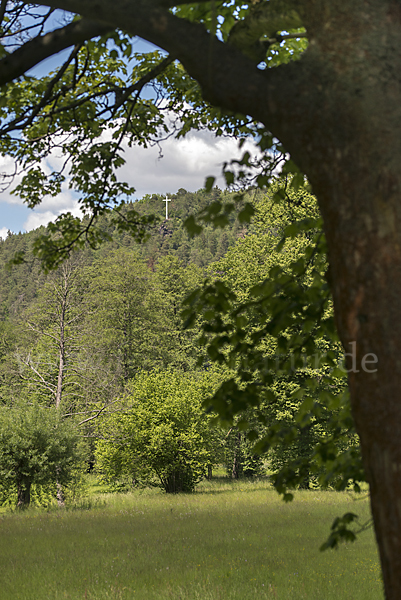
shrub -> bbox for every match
[95,370,221,493]
[0,402,84,508]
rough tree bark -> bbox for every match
[2,0,401,597]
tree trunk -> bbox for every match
[309,167,401,600]
[56,483,65,507]
[253,8,401,597]
[231,432,243,480]
[17,478,31,509]
[278,98,401,597]
[55,269,69,506]
[55,269,68,409]
[56,467,65,508]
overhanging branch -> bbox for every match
[29,0,310,132]
[0,0,8,29]
[0,18,111,85]
[4,0,324,179]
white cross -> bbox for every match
[164,195,171,220]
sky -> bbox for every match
[0,25,260,240]
[0,129,258,240]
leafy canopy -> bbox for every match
[0,0,308,269]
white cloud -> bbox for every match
[1,130,261,233]
[0,227,8,240]
[22,200,82,232]
[119,130,260,197]
[0,155,23,205]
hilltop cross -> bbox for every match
[164,195,171,220]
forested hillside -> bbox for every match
[0,187,245,321]
[0,183,353,507]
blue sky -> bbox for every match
[0,34,258,239]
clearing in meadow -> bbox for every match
[0,478,382,600]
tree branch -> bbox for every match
[29,1,309,134]
[227,0,303,61]
[0,18,111,85]
[7,0,328,186]
[0,0,8,30]
[18,355,57,396]
[77,398,121,425]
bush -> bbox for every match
[95,370,221,493]
[0,402,85,508]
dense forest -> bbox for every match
[0,183,353,507]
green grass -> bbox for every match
[0,478,383,600]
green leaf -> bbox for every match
[184,215,203,237]
[238,203,255,224]
[205,176,216,193]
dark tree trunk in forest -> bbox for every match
[298,426,312,490]
[55,267,70,507]
[231,432,243,480]
[17,478,31,509]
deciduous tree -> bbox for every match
[95,369,222,493]
[0,402,82,508]
[16,257,87,410]
[85,247,172,381]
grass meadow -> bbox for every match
[0,478,383,600]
